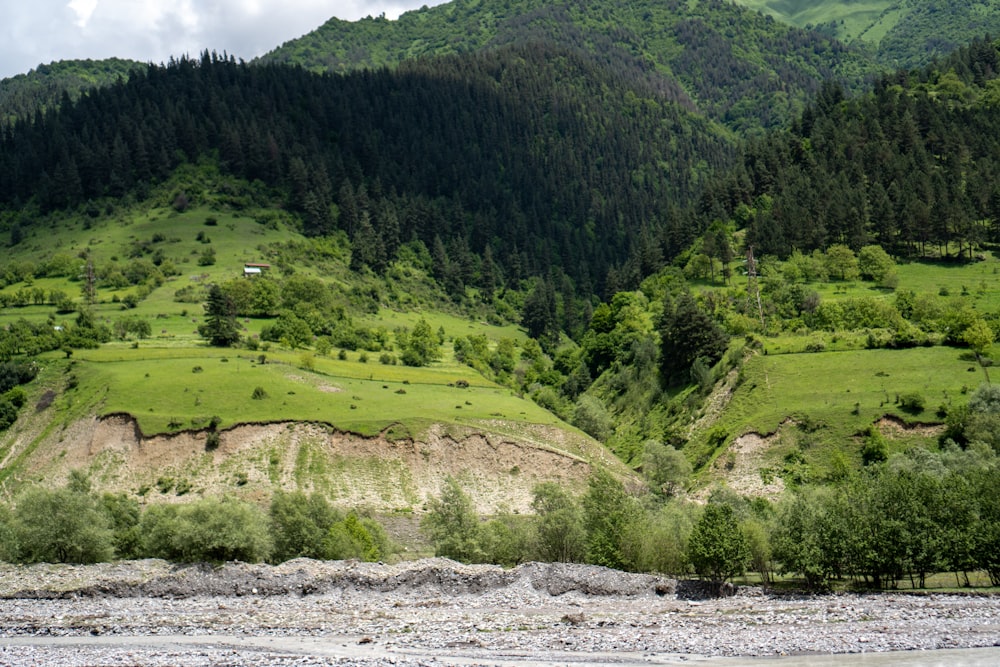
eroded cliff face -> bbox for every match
[18,415,597,513]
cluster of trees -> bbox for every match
[423,441,1000,589]
[0,312,112,361]
[0,360,37,432]
[719,40,1000,261]
[0,476,390,566]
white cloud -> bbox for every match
[67,0,98,28]
[0,0,447,80]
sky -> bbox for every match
[0,0,447,80]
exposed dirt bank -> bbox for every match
[14,415,601,513]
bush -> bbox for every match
[323,513,389,561]
[251,386,268,400]
[861,427,889,466]
[899,391,926,415]
[270,491,338,562]
[141,497,272,563]
[12,485,114,564]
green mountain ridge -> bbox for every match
[736,0,1000,67]
[259,0,875,131]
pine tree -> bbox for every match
[198,285,240,347]
[658,292,728,387]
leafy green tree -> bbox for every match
[198,284,240,347]
[99,492,143,560]
[963,383,1000,453]
[857,245,896,284]
[479,510,534,567]
[531,482,586,563]
[963,319,995,377]
[422,476,483,562]
[573,395,613,442]
[12,482,114,564]
[269,491,339,562]
[400,318,441,367]
[687,503,751,582]
[824,244,860,281]
[642,440,692,496]
[582,469,641,570]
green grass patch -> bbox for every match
[690,346,976,480]
[67,345,561,436]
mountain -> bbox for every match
[0,58,143,125]
[259,0,876,132]
[735,0,1000,68]
[0,47,732,296]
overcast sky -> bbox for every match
[1,0,447,80]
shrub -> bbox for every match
[899,391,926,415]
[323,513,389,561]
[861,427,889,466]
[141,497,272,563]
[251,386,268,400]
[269,491,339,563]
[12,485,114,564]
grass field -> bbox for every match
[734,0,899,44]
[61,344,562,437]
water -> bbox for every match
[710,647,1000,667]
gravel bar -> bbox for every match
[0,558,998,666]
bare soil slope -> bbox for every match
[10,414,614,513]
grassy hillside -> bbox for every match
[0,171,623,504]
[734,0,1000,67]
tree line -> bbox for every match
[422,442,1000,589]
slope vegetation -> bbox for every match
[260,0,875,131]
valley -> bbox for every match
[0,0,999,614]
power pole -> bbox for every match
[83,259,96,305]
[746,246,764,329]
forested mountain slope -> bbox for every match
[0,47,730,299]
[0,58,142,126]
[736,0,1000,68]
[260,0,875,131]
[714,39,1000,259]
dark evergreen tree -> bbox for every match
[198,285,241,347]
[522,278,558,343]
[658,292,728,387]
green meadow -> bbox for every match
[690,344,980,480]
[62,345,562,438]
[734,0,899,43]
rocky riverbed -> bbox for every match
[0,558,998,666]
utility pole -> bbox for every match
[83,259,96,305]
[746,245,764,329]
